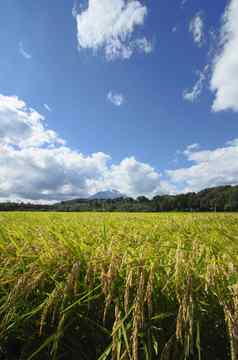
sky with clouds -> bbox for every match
[0,0,238,202]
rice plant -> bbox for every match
[0,212,237,359]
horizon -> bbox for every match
[1,184,237,206]
[0,0,238,203]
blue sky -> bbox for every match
[0,0,238,201]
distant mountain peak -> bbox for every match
[89,189,125,200]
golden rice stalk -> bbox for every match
[176,274,194,357]
[39,284,63,336]
[224,284,238,360]
[65,261,81,296]
[101,257,118,324]
[112,303,121,360]
[132,267,146,360]
[124,268,133,316]
[145,265,154,319]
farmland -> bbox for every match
[0,212,238,359]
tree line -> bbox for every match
[1,185,238,212]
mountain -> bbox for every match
[1,184,238,212]
[89,190,125,200]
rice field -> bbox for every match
[0,212,238,359]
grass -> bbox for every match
[0,212,237,359]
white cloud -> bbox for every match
[133,37,153,53]
[89,157,171,198]
[102,157,161,197]
[0,94,168,202]
[107,91,125,106]
[210,0,238,112]
[19,42,32,59]
[227,138,238,147]
[0,145,110,202]
[73,0,153,60]
[2,94,238,202]
[183,65,209,102]
[183,143,200,156]
[0,95,63,149]
[44,104,52,112]
[168,140,238,193]
[189,12,205,47]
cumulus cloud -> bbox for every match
[99,157,163,198]
[0,94,168,202]
[189,12,205,47]
[0,95,63,149]
[168,140,238,193]
[0,145,110,202]
[19,42,32,59]
[210,0,238,112]
[73,0,153,60]
[2,94,237,202]
[0,94,110,202]
[89,157,175,198]
[183,65,209,102]
[107,91,125,106]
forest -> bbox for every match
[1,185,238,212]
